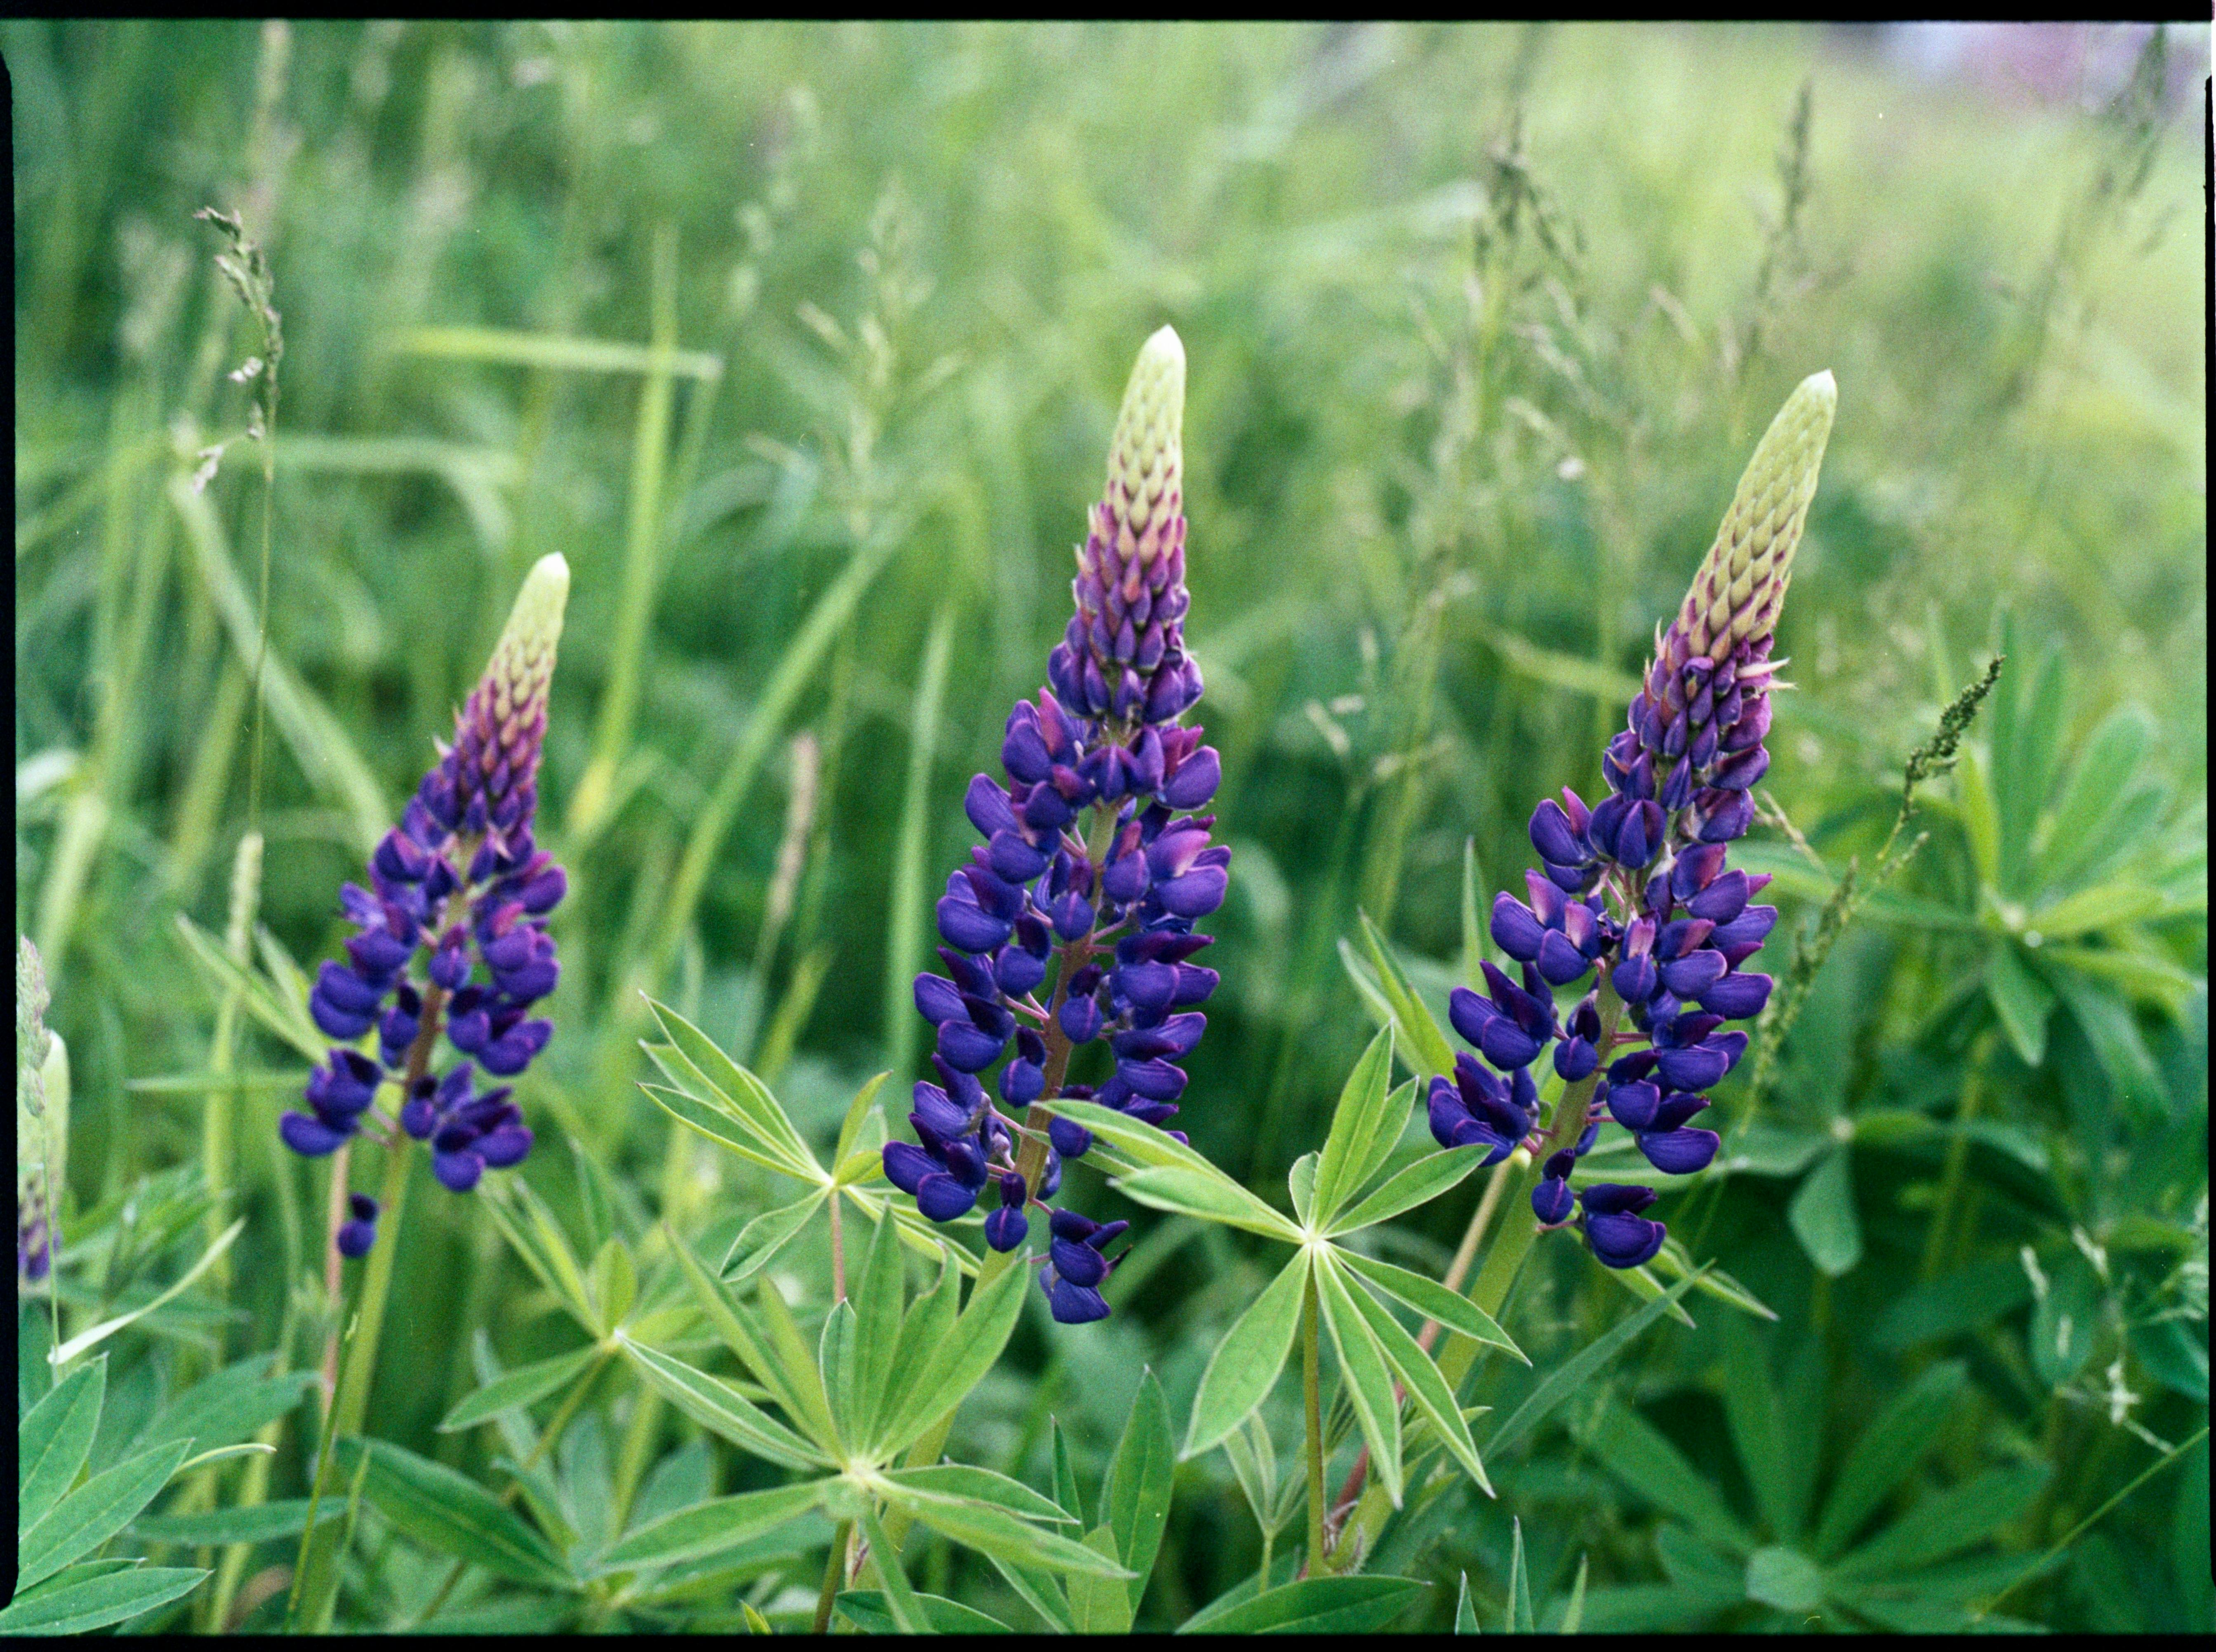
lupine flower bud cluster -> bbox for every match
[16,938,67,1285]
[884,328,1229,1324]
[1431,372,1835,1271]
[281,555,573,1248]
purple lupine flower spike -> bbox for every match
[282,554,571,1257]
[1436,372,1835,1270]
[882,328,1229,1323]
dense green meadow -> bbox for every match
[12,20,2207,1633]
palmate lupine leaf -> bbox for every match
[593,1481,827,1574]
[834,1589,1015,1634]
[16,1435,199,1592]
[1176,1573,1430,1634]
[17,1355,106,1534]
[1312,1027,1399,1221]
[0,1564,211,1637]
[1082,1033,1524,1499]
[332,1437,575,1590]
[1183,1255,1311,1457]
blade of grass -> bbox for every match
[633,515,909,1003]
[883,603,955,1079]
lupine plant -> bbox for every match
[15,26,2204,1636]
[883,326,1230,1320]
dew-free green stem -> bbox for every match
[1923,1027,1996,1281]
[813,1518,855,1635]
[1302,1264,1327,1575]
[332,1134,413,1444]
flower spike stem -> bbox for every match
[812,1519,856,1635]
[287,1134,413,1632]
[1302,1265,1327,1577]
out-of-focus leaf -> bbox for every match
[1829,1463,2048,1579]
[1649,1241,1778,1320]
[1786,1148,1863,1278]
[173,915,325,1063]
[2048,965,2168,1120]
[1558,1553,1590,1633]
[137,1356,313,1459]
[1812,1360,1968,1559]
[2032,704,2151,890]
[2030,881,2170,939]
[2029,1252,2101,1388]
[1873,1256,2035,1350]
[1574,1401,1756,1557]
[47,1219,245,1368]
[1983,944,2055,1066]
[1743,1545,1824,1612]
[132,1498,337,1548]
[1721,1319,1805,1541]
[835,1588,1013,1633]
[1487,1271,1702,1459]
[1506,1516,1534,1631]
[2131,1316,2209,1403]
[1454,1570,1478,1633]
[1715,1121,1832,1177]
[334,1436,574,1589]
[1176,1574,1427,1634]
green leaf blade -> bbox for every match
[1183,1254,1310,1459]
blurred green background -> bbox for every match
[13,20,2207,1633]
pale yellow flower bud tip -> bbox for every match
[499,553,571,655]
[1110,326,1187,489]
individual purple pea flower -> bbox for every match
[335,1193,379,1259]
[1580,1183,1668,1269]
[881,330,1231,1323]
[1432,373,1835,1271]
[282,555,572,1257]
[1039,1208,1130,1325]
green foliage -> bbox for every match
[12,17,2204,1635]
